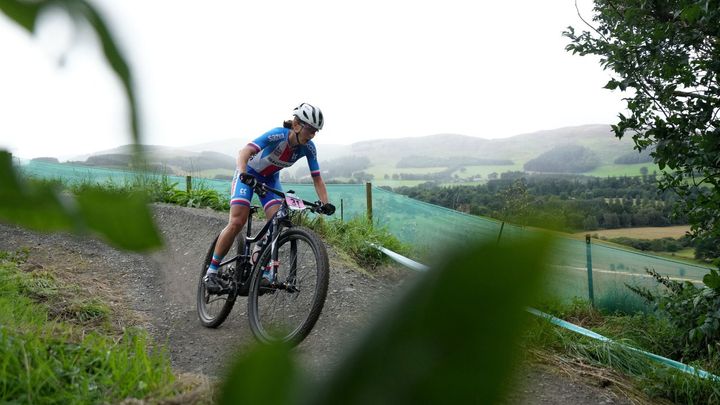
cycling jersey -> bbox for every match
[230,127,322,208]
[246,127,321,179]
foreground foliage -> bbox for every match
[628,268,720,360]
[219,236,553,404]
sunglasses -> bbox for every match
[300,123,318,135]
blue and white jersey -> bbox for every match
[246,127,321,179]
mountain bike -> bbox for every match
[196,181,330,346]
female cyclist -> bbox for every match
[204,103,335,293]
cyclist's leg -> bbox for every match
[259,175,283,219]
[211,172,253,269]
[214,204,250,259]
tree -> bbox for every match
[497,179,532,224]
[565,1,720,241]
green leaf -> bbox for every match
[703,269,720,290]
[218,237,552,404]
[76,1,141,147]
[1,151,161,251]
[301,236,552,404]
[1,0,142,149]
[679,4,703,23]
[0,151,77,231]
[219,341,302,405]
[604,79,620,90]
[75,188,162,251]
[0,0,46,32]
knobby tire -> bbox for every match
[247,227,329,346]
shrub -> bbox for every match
[627,268,720,359]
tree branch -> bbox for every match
[672,90,718,102]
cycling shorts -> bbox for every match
[230,170,283,210]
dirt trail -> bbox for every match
[0,203,642,404]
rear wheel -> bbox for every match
[247,227,329,345]
[197,234,242,328]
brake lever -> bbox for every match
[255,183,268,198]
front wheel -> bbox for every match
[247,227,329,345]
[197,234,242,328]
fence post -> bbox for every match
[496,221,505,244]
[585,234,595,306]
[186,175,192,193]
[340,198,344,222]
[365,182,373,224]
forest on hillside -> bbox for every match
[394,172,685,232]
[393,172,720,261]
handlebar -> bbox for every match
[250,181,328,215]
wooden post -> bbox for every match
[586,234,595,306]
[496,221,505,245]
[366,182,373,224]
[340,198,344,222]
[186,175,192,193]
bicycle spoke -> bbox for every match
[254,233,319,339]
[248,227,329,345]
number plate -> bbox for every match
[285,195,305,210]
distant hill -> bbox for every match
[61,124,654,181]
[523,144,601,173]
[180,124,632,165]
[66,145,235,176]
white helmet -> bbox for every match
[293,103,324,130]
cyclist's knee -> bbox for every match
[227,206,249,232]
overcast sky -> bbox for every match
[1,0,626,160]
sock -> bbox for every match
[208,253,222,273]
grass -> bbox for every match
[295,214,411,271]
[526,299,720,404]
[587,163,662,177]
[576,226,691,240]
[0,252,177,404]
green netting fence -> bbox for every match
[16,160,715,310]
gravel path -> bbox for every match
[0,203,642,404]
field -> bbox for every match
[575,225,691,239]
[586,163,661,177]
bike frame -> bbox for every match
[214,183,319,294]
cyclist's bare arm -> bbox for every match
[312,175,329,204]
[236,145,256,172]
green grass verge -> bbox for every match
[526,299,720,404]
[296,215,411,271]
[0,253,176,404]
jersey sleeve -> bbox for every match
[247,127,286,153]
[305,142,321,177]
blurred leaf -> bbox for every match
[0,151,77,230]
[76,1,141,146]
[0,0,45,31]
[298,236,552,405]
[222,236,552,404]
[219,341,302,405]
[0,0,141,147]
[75,188,162,251]
[1,152,161,251]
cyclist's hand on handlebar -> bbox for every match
[315,201,336,216]
[240,172,257,188]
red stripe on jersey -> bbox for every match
[278,144,293,161]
